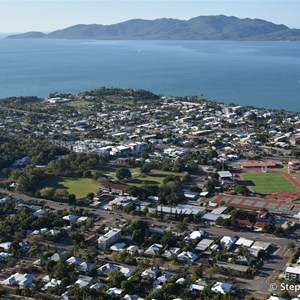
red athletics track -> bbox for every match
[212,194,300,213]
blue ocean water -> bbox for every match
[0,38,299,111]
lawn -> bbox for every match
[38,175,99,198]
[240,172,298,193]
[125,170,185,186]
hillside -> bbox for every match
[5,15,300,41]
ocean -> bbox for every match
[0,37,299,111]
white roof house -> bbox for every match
[0,241,11,251]
[107,287,124,296]
[110,242,127,252]
[33,209,47,217]
[210,244,219,251]
[251,241,271,251]
[220,236,237,249]
[211,282,233,294]
[218,171,233,178]
[144,244,163,256]
[31,230,40,235]
[2,273,34,287]
[126,245,143,255]
[42,279,61,291]
[49,229,61,235]
[119,267,135,278]
[189,284,205,292]
[66,256,83,265]
[121,295,144,300]
[0,252,12,259]
[201,213,231,223]
[195,239,214,251]
[154,273,173,286]
[162,247,181,259]
[177,251,198,263]
[77,262,94,273]
[75,275,93,287]
[141,266,159,279]
[77,216,88,223]
[189,230,206,240]
[63,214,79,222]
[97,263,119,276]
[0,197,9,203]
[40,227,49,233]
[33,258,47,266]
[235,237,254,248]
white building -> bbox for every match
[220,236,237,250]
[235,237,254,248]
[98,228,121,250]
[285,266,300,281]
[211,281,233,294]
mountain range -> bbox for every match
[5,15,300,41]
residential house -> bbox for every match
[177,251,198,263]
[141,267,159,279]
[144,244,163,256]
[211,282,233,295]
[220,236,237,250]
[195,239,214,251]
[2,273,34,287]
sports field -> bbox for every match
[38,175,99,198]
[240,172,298,193]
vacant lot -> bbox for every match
[240,172,298,193]
[38,175,99,198]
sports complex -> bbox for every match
[212,161,300,215]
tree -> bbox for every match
[40,187,55,200]
[108,270,126,288]
[131,229,144,244]
[86,192,95,200]
[287,242,296,251]
[129,220,149,244]
[86,217,94,228]
[83,170,92,178]
[233,185,249,195]
[28,244,43,257]
[121,280,135,294]
[9,241,22,258]
[68,194,76,205]
[161,231,177,248]
[263,223,275,233]
[140,163,152,175]
[69,232,85,245]
[205,180,216,193]
[54,189,69,201]
[116,168,132,180]
[277,289,290,298]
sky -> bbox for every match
[0,0,300,33]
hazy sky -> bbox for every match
[1,0,300,33]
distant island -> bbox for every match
[5,15,300,41]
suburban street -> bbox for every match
[1,188,298,295]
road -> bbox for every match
[1,188,297,294]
